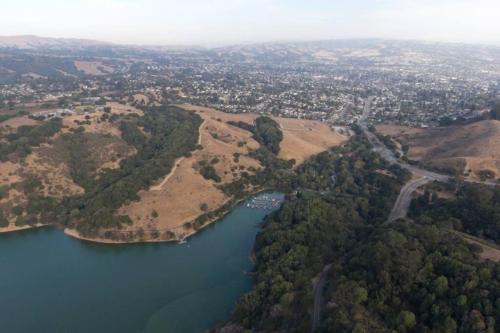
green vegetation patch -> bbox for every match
[61,105,203,236]
[410,182,500,244]
[199,163,221,183]
[229,116,283,154]
[0,118,63,161]
[222,137,408,332]
[322,222,498,332]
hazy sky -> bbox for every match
[1,0,499,46]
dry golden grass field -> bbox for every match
[74,61,114,75]
[0,103,140,230]
[116,105,347,240]
[377,120,500,180]
[1,103,346,241]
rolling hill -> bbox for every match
[377,120,500,180]
[1,102,347,243]
[0,35,109,50]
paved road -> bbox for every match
[360,97,454,222]
[310,98,498,329]
[360,98,449,180]
[311,265,331,333]
[359,97,500,186]
[387,176,431,222]
[360,97,499,221]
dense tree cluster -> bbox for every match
[489,104,500,120]
[323,222,500,332]
[0,210,8,227]
[8,106,203,236]
[374,131,401,157]
[216,136,500,333]
[61,130,97,190]
[229,116,283,154]
[219,138,408,332]
[119,121,147,148]
[252,117,283,154]
[63,105,203,235]
[0,118,63,161]
[199,163,222,183]
[0,53,83,84]
[410,182,500,244]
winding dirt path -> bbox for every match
[453,231,500,262]
[150,120,205,191]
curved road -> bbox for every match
[311,265,331,332]
[360,97,497,222]
[311,97,498,330]
[387,176,430,222]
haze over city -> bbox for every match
[2,0,500,46]
[2,1,500,332]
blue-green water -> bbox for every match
[0,192,284,333]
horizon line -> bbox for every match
[1,34,500,49]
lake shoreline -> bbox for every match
[64,188,277,244]
[0,193,285,332]
[0,223,48,234]
[1,189,280,245]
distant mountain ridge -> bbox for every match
[0,35,110,50]
[2,35,500,60]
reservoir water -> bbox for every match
[0,192,284,333]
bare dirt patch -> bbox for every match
[314,50,338,62]
[106,102,144,116]
[0,223,47,234]
[133,94,149,105]
[459,233,500,262]
[0,116,41,131]
[61,102,143,137]
[74,61,114,75]
[376,124,424,137]
[0,161,22,188]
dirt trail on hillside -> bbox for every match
[150,120,205,191]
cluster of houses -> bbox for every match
[31,108,75,120]
[29,97,110,120]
